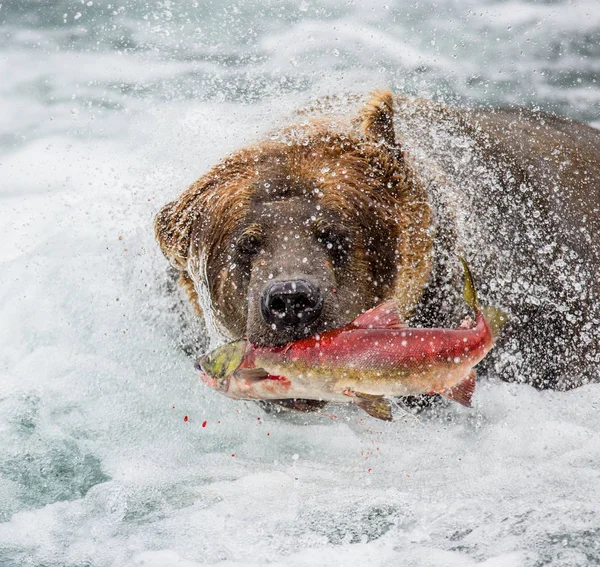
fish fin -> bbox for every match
[350,391,394,421]
[234,368,270,381]
[351,300,407,329]
[482,306,509,340]
[459,257,478,313]
[458,257,508,339]
[442,370,476,407]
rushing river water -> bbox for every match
[1,1,599,565]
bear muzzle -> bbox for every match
[260,279,324,331]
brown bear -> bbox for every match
[155,91,600,409]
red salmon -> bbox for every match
[196,259,506,420]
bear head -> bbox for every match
[155,91,433,346]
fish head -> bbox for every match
[196,341,246,393]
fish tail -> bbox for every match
[459,257,509,339]
[459,256,478,312]
[481,306,509,340]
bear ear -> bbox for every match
[358,90,397,148]
[154,180,208,271]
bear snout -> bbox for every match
[260,279,324,330]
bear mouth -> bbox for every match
[247,318,331,347]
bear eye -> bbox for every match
[317,227,350,265]
[236,234,262,258]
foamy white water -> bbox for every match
[1,1,599,565]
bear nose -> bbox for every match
[261,279,324,329]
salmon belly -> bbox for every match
[244,358,474,401]
[325,363,474,397]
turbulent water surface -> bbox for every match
[1,1,600,565]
